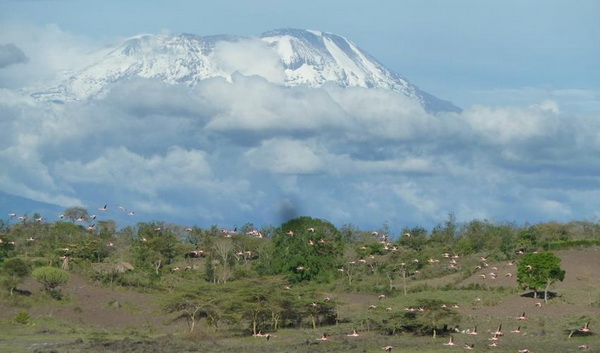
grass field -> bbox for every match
[0,248,598,353]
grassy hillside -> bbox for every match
[0,215,599,352]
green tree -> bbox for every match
[235,279,293,334]
[2,257,31,295]
[62,206,89,222]
[97,220,117,238]
[413,298,461,336]
[429,213,458,246]
[517,225,539,251]
[397,226,428,252]
[258,217,344,283]
[163,287,222,332]
[31,266,70,292]
[131,223,180,274]
[517,252,566,302]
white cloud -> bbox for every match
[244,138,323,174]
[458,102,562,145]
[211,38,286,85]
[0,22,100,88]
[2,24,600,231]
[54,146,213,195]
[470,86,600,114]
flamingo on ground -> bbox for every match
[347,329,359,337]
[579,322,592,333]
[467,326,478,335]
[443,336,456,346]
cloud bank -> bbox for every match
[1,24,599,232]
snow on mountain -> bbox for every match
[30,29,461,113]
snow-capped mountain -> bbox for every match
[31,29,460,113]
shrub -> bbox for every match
[31,266,70,292]
[14,311,30,324]
[2,257,31,295]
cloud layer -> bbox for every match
[1,25,600,232]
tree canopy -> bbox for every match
[517,252,566,302]
[257,217,344,283]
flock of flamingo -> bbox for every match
[252,317,592,351]
[3,210,595,351]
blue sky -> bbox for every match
[0,0,599,233]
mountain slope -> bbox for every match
[31,29,461,113]
[0,191,65,223]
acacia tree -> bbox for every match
[517,252,566,302]
[212,238,235,283]
[163,290,221,333]
[414,298,461,336]
[62,206,89,222]
[235,278,295,334]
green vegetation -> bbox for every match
[31,266,70,293]
[2,257,31,295]
[0,211,599,352]
[517,252,566,302]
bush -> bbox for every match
[31,266,70,292]
[14,311,30,324]
[2,257,31,294]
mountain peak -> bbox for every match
[30,29,461,113]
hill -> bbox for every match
[1,248,598,353]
